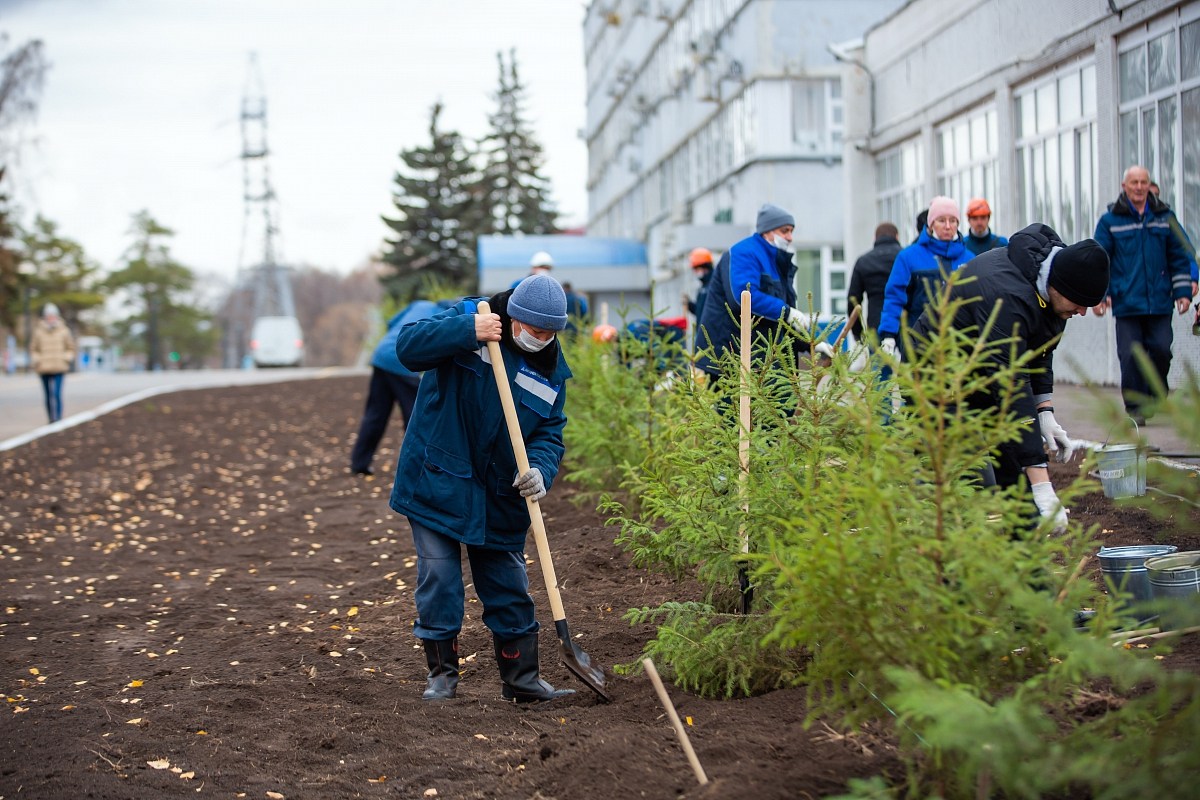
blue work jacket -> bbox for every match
[878,229,974,340]
[1094,193,1193,317]
[388,297,571,550]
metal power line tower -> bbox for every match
[238,53,295,321]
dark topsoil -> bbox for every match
[1,375,1198,800]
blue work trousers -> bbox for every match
[408,519,538,641]
[1115,314,1174,413]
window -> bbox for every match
[1118,9,1200,241]
[792,78,844,155]
[876,138,925,239]
[1014,60,1097,243]
[936,106,1000,230]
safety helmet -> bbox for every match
[529,251,554,269]
[689,247,713,268]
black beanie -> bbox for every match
[1049,239,1110,307]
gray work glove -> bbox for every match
[513,467,546,501]
[1037,409,1077,463]
[1031,481,1068,534]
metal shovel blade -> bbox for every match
[556,619,611,702]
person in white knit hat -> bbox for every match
[30,302,76,423]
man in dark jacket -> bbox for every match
[910,224,1110,531]
[846,222,901,340]
[964,197,1009,256]
[696,203,810,384]
[1093,165,1193,422]
[390,274,575,704]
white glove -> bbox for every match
[513,467,546,501]
[814,342,834,361]
[1031,481,1068,533]
[879,337,897,360]
[814,342,869,373]
[787,307,813,333]
[1037,409,1077,463]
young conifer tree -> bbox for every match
[380,102,485,302]
[479,50,558,236]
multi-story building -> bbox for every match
[842,0,1200,386]
[583,0,905,322]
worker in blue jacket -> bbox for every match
[349,299,452,476]
[389,274,575,704]
[878,196,974,357]
[695,203,812,385]
[1093,165,1193,421]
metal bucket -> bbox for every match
[1095,443,1146,499]
[1146,551,1200,631]
[1098,545,1178,610]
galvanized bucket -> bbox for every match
[1095,443,1146,499]
[1098,545,1178,609]
[1146,550,1200,631]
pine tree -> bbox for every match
[480,50,558,236]
[380,102,485,302]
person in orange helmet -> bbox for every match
[684,247,715,324]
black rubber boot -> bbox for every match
[421,638,459,700]
[493,633,576,703]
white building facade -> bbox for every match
[842,0,1200,386]
[583,0,905,323]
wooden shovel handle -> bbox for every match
[833,305,861,351]
[477,301,567,622]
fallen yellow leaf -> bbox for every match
[347,606,359,617]
[128,680,143,688]
[267,792,286,800]
[126,718,143,725]
[147,758,171,769]
[179,771,195,780]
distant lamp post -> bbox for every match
[17,260,36,373]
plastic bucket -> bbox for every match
[1146,551,1200,630]
[1098,545,1178,611]
[1095,443,1146,499]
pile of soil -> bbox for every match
[2,375,1197,799]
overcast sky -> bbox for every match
[0,0,589,287]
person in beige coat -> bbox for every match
[30,302,76,423]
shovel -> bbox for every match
[477,301,611,702]
[814,305,861,368]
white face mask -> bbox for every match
[512,322,554,353]
[771,234,794,254]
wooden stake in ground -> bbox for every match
[737,289,752,613]
[644,658,709,786]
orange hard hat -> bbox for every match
[966,198,991,218]
[592,324,618,343]
[689,247,713,268]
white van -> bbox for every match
[249,316,304,368]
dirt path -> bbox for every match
[1,376,1196,799]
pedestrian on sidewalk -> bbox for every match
[30,302,75,424]
[388,274,576,704]
[1093,165,1193,423]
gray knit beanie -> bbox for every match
[509,274,568,331]
[755,203,795,234]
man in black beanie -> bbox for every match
[910,224,1110,533]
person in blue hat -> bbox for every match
[389,273,576,704]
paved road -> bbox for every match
[0,367,367,451]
